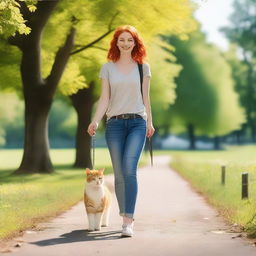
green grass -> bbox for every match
[0,148,150,240]
[169,145,256,238]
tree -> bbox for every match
[223,44,249,144]
[162,29,245,149]
[8,0,74,173]
[3,0,197,173]
[221,0,256,141]
[145,36,182,143]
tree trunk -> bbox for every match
[213,136,221,150]
[243,51,256,142]
[249,123,256,142]
[234,123,246,144]
[235,130,242,144]
[70,82,97,168]
[187,123,196,150]
[9,1,75,174]
[16,91,54,173]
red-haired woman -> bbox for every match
[87,25,155,237]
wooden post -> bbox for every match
[241,172,248,199]
[221,165,225,185]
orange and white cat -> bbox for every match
[84,168,112,231]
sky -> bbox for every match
[193,0,234,51]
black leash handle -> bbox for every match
[148,137,153,166]
[138,63,153,167]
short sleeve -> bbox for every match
[99,63,109,79]
[142,63,151,77]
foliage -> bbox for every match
[0,0,37,37]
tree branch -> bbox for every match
[70,11,119,55]
[46,26,76,96]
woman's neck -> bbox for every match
[117,53,135,64]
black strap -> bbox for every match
[137,63,153,167]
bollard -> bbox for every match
[241,172,248,199]
[221,165,225,185]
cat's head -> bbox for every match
[85,168,105,187]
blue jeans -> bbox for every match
[105,117,147,218]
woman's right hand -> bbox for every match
[87,121,99,136]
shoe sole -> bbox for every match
[121,233,133,237]
[121,230,133,237]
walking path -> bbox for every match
[1,155,256,255]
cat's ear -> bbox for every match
[85,168,91,175]
[99,168,105,173]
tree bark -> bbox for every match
[70,82,97,168]
[213,136,221,150]
[187,123,196,150]
[17,89,53,173]
[243,51,256,142]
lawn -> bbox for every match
[168,145,256,238]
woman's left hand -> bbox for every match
[146,122,155,138]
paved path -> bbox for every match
[1,155,256,255]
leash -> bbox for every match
[91,134,95,169]
[138,63,153,167]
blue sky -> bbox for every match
[193,0,234,51]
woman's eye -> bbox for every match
[119,39,133,42]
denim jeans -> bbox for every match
[105,117,147,218]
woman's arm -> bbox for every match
[142,75,155,137]
[92,78,110,124]
[87,78,110,136]
[142,76,152,124]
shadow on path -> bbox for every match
[30,229,128,246]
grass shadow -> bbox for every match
[0,164,114,184]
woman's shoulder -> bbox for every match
[142,62,151,77]
[142,62,150,68]
[142,62,151,70]
[102,61,113,67]
[100,61,114,71]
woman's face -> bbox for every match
[116,31,135,53]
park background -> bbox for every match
[1,0,256,243]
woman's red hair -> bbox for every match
[107,25,147,64]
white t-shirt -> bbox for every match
[99,61,151,121]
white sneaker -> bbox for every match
[121,222,134,237]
